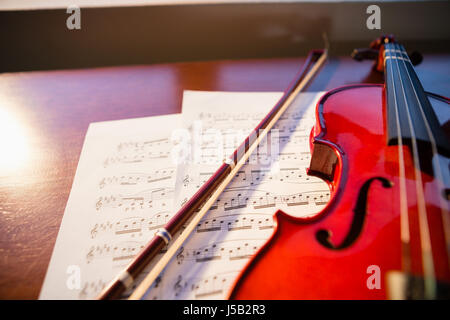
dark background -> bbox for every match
[1,1,450,73]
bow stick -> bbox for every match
[98,48,328,300]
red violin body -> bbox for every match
[228,83,450,299]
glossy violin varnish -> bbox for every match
[229,37,450,300]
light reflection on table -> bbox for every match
[0,108,32,176]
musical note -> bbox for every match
[39,113,183,299]
[79,279,107,300]
[117,138,171,153]
[40,91,328,300]
[89,211,171,239]
[202,189,330,213]
[99,168,176,189]
[182,174,190,187]
[174,275,185,297]
[183,166,321,194]
[144,91,329,300]
[103,152,171,167]
[176,247,185,265]
[171,239,265,265]
[86,241,145,264]
[181,272,239,299]
[95,188,174,212]
[90,221,113,239]
[196,213,274,234]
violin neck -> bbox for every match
[383,43,449,158]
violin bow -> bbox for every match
[97,48,328,300]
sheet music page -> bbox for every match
[143,91,330,300]
[39,114,182,299]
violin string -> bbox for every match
[385,44,411,277]
[399,45,450,271]
[392,43,437,299]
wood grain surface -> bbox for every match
[0,56,448,299]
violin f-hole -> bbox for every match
[316,177,392,250]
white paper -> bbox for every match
[39,114,183,299]
[40,90,330,300]
[142,91,330,300]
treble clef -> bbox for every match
[90,224,98,239]
[176,246,185,265]
[95,198,103,210]
[154,276,162,289]
[174,275,184,297]
[183,174,189,187]
[86,246,95,264]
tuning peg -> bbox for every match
[408,51,423,66]
[351,48,378,62]
[351,48,423,66]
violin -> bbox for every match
[228,36,450,299]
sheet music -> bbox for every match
[142,91,330,300]
[39,114,183,299]
[39,90,329,300]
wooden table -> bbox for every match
[0,55,449,299]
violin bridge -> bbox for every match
[308,142,338,182]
